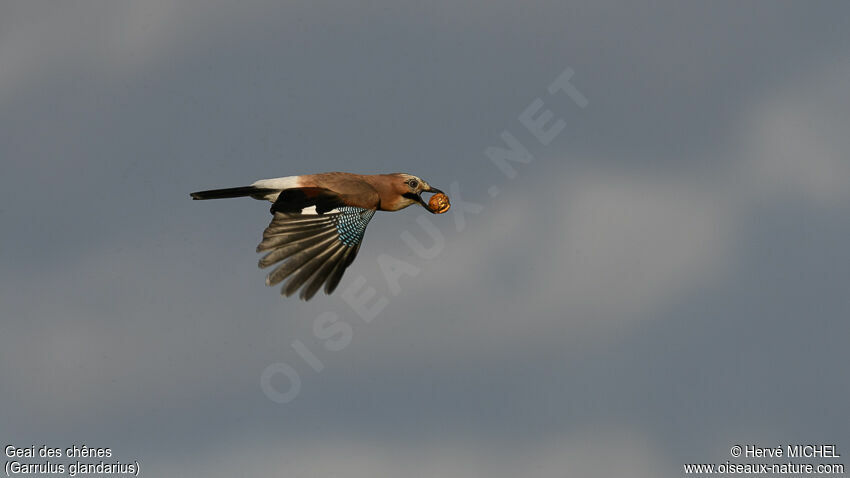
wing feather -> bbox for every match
[257,227,337,255]
[282,243,344,297]
[324,243,362,295]
[300,246,349,300]
[265,234,339,286]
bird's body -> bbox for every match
[250,172,416,211]
[191,172,448,300]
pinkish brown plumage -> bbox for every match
[190,172,447,300]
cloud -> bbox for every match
[5,57,849,428]
[737,59,850,204]
[148,426,670,478]
[317,165,738,372]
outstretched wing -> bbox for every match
[257,206,376,300]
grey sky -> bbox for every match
[2,2,849,476]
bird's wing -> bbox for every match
[257,206,376,300]
[273,176,382,212]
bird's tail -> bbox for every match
[190,186,277,200]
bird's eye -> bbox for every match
[407,179,419,189]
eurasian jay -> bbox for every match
[191,172,448,300]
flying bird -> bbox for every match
[191,172,450,300]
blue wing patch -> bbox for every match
[332,207,376,247]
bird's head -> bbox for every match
[385,173,447,213]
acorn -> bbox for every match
[428,192,451,214]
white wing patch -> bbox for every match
[298,205,342,216]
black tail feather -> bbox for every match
[190,186,276,200]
